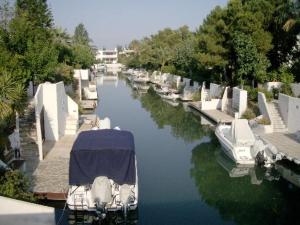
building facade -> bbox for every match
[96,48,118,64]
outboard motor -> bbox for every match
[120,184,133,219]
[92,176,112,219]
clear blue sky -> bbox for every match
[48,0,228,49]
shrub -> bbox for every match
[278,66,294,84]
[192,91,201,101]
[257,117,271,125]
[257,87,273,102]
[272,88,280,99]
[248,101,260,116]
[244,85,257,102]
[0,170,35,202]
[242,109,256,120]
[244,86,273,102]
[280,83,294,97]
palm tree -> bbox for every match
[0,72,26,121]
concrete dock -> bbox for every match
[188,102,234,124]
[32,116,95,200]
[260,132,300,165]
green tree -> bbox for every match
[232,32,269,85]
[0,72,26,120]
[15,0,52,29]
[72,44,95,69]
[73,23,90,45]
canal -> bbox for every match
[60,75,300,225]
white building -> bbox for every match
[96,48,118,64]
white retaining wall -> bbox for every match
[291,83,300,97]
[278,93,300,133]
[232,87,248,118]
[0,196,55,225]
[265,82,283,92]
[210,83,223,99]
[258,92,272,123]
[221,87,229,112]
[202,99,222,110]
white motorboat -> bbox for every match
[133,76,150,83]
[215,119,257,165]
[154,86,169,94]
[83,86,98,100]
[67,128,138,219]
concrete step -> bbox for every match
[66,119,78,125]
[273,128,288,132]
[65,129,77,135]
[65,123,78,130]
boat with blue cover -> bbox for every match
[67,129,138,219]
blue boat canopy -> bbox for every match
[69,129,136,186]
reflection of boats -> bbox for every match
[275,163,300,188]
[133,75,150,83]
[215,151,262,185]
[154,86,169,94]
[98,75,118,87]
[101,72,118,80]
[67,129,138,219]
[162,99,179,107]
[159,93,180,101]
[133,83,150,91]
[215,119,257,164]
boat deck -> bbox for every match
[81,100,97,109]
[31,119,93,200]
[260,132,300,165]
[188,102,234,124]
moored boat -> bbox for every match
[215,119,257,165]
[67,129,138,219]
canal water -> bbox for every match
[59,75,300,225]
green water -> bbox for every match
[63,76,300,225]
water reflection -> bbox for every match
[51,75,300,225]
[139,88,210,143]
[275,162,300,188]
[190,135,300,225]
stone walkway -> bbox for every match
[31,118,94,200]
[260,132,300,165]
[188,102,234,124]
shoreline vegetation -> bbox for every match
[0,0,299,201]
[0,0,96,200]
[120,0,299,88]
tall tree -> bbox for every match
[15,0,52,29]
[73,23,90,45]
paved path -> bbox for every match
[260,132,300,165]
[31,118,94,200]
[188,102,234,124]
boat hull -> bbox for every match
[215,126,255,165]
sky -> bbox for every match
[48,0,228,49]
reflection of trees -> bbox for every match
[140,89,209,142]
[190,139,300,225]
